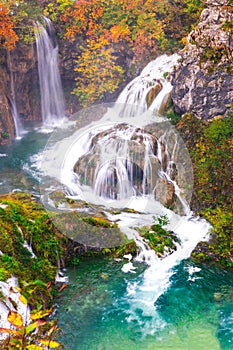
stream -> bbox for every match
[0,51,232,349]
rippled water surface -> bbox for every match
[56,257,233,350]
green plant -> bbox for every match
[1,131,9,139]
[72,256,80,265]
[141,215,179,255]
[0,304,60,349]
[166,111,181,125]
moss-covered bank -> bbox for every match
[0,192,63,308]
[176,113,233,267]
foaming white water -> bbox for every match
[116,54,180,117]
[36,54,212,336]
[123,215,210,336]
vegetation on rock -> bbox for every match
[0,192,62,307]
[137,215,179,257]
[177,113,233,266]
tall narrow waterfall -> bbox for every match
[35,17,65,126]
[8,52,24,139]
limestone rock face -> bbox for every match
[0,63,14,144]
[0,45,40,145]
[8,45,40,122]
[172,0,233,119]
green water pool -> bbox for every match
[56,257,233,350]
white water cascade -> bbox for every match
[35,17,65,127]
[116,54,180,117]
[8,52,24,139]
[38,54,211,335]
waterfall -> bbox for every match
[35,17,65,127]
[8,52,24,139]
[116,54,180,118]
[38,54,211,336]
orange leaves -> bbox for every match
[8,310,24,328]
[0,307,60,349]
[109,23,131,43]
[63,0,200,104]
[0,327,20,336]
[63,0,104,39]
[0,2,19,49]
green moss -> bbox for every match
[200,46,228,64]
[177,114,233,266]
[222,20,233,34]
[82,216,117,228]
[0,267,11,282]
[166,110,181,125]
[0,192,63,308]
[201,208,233,266]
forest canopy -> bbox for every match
[0,0,204,104]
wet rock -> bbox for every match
[74,124,160,197]
[154,178,175,208]
[146,82,162,108]
[158,92,172,115]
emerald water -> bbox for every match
[0,127,49,194]
[56,258,233,350]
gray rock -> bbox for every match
[172,0,233,119]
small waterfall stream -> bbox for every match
[8,52,24,139]
[35,17,65,127]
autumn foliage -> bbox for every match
[0,0,204,105]
[0,2,18,49]
[59,0,203,105]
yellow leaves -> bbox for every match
[30,307,53,321]
[40,339,60,348]
[19,294,28,305]
[26,345,43,350]
[8,311,23,328]
[74,33,125,106]
[181,36,188,45]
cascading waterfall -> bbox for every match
[8,52,24,139]
[39,54,211,336]
[116,54,180,117]
[92,125,155,199]
[35,17,65,127]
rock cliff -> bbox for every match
[0,44,40,145]
[172,0,233,119]
[0,38,79,145]
[0,58,15,144]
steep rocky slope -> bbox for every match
[172,0,233,119]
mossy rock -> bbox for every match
[0,192,63,308]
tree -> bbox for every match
[0,2,18,49]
